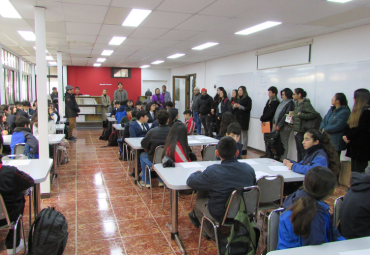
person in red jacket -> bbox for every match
[162,122,192,162]
[183,109,195,135]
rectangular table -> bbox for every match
[107,117,117,123]
[267,237,370,255]
[2,159,53,218]
[55,124,65,134]
[105,113,111,117]
[59,118,67,124]
[153,158,305,253]
[113,123,124,131]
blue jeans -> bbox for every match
[193,111,201,134]
[140,152,163,184]
[117,138,123,156]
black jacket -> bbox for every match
[233,96,252,130]
[15,109,29,119]
[0,164,34,221]
[6,114,16,134]
[123,118,137,139]
[141,125,171,162]
[148,111,156,123]
[216,98,230,119]
[260,99,280,127]
[64,92,80,118]
[187,158,256,221]
[198,94,214,115]
[341,172,370,239]
[273,100,295,128]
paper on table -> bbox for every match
[238,159,258,165]
[268,166,290,171]
[255,171,270,178]
[339,249,370,255]
[179,162,203,168]
[3,160,31,166]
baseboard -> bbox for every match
[41,193,51,199]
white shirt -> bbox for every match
[137,120,147,131]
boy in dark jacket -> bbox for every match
[0,154,34,254]
[10,116,39,158]
[198,88,214,137]
[14,101,29,119]
[187,136,256,240]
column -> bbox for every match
[18,55,22,100]
[31,64,36,102]
[35,6,50,194]
[0,45,4,104]
[57,51,65,117]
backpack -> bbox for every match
[145,89,152,96]
[265,131,284,157]
[27,207,68,255]
[299,103,322,132]
[225,190,259,255]
[99,126,111,140]
[57,146,70,165]
[108,130,118,146]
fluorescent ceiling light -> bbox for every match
[140,65,150,68]
[192,42,219,50]
[151,60,164,65]
[167,53,185,59]
[327,0,352,2]
[122,9,152,27]
[48,62,57,66]
[46,56,53,60]
[0,0,21,18]
[101,50,113,56]
[18,31,36,41]
[94,63,101,67]
[235,21,282,35]
[97,58,106,62]
[109,36,126,45]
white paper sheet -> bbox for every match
[268,166,290,171]
[339,249,370,255]
[179,162,203,168]
[238,159,258,165]
[255,171,270,178]
[3,160,31,166]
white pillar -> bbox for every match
[57,52,64,117]
[0,45,4,104]
[31,64,36,102]
[35,6,50,194]
[18,56,23,100]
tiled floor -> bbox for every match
[0,130,348,255]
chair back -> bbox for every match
[221,190,239,225]
[153,145,164,164]
[0,194,11,227]
[243,186,261,222]
[333,196,344,227]
[202,143,217,161]
[267,208,285,252]
[257,175,284,205]
[14,143,25,155]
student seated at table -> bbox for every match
[187,136,256,240]
[0,111,11,136]
[215,112,238,140]
[340,166,370,239]
[30,110,56,135]
[14,101,29,119]
[283,129,340,175]
[162,122,192,162]
[0,154,34,254]
[111,101,121,117]
[129,111,149,138]
[146,102,157,123]
[120,107,133,126]
[277,166,345,250]
[132,100,143,116]
[22,101,34,116]
[11,116,39,158]
[140,110,171,187]
[216,123,242,160]
[165,101,173,111]
[183,109,195,135]
[169,108,181,127]
[118,110,137,161]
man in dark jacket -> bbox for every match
[65,85,80,141]
[139,110,171,187]
[10,116,39,158]
[260,86,280,158]
[198,88,214,137]
[0,154,34,253]
[192,87,202,135]
[187,136,256,240]
[341,167,370,239]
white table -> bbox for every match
[105,113,111,117]
[187,135,220,146]
[2,159,53,218]
[107,117,117,123]
[267,237,370,255]
[113,123,124,131]
[153,158,305,253]
[59,117,67,124]
[55,124,65,134]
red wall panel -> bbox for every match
[67,66,141,102]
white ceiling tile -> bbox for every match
[140,11,192,29]
[69,48,92,54]
[66,22,101,35]
[148,40,180,48]
[158,29,200,41]
[62,0,111,6]
[129,27,170,39]
[103,7,132,25]
[63,3,108,23]
[174,15,229,31]
[123,38,153,46]
[99,25,135,37]
[110,0,163,9]
[67,35,97,44]
[92,43,117,50]
[115,44,142,52]
[199,0,267,18]
[157,0,216,14]
[334,17,370,29]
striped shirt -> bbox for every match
[185,117,195,135]
[167,142,191,163]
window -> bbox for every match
[21,61,32,101]
[2,49,20,104]
[111,67,131,78]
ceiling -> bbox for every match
[1,0,370,69]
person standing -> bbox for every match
[65,85,80,141]
[232,86,252,155]
[260,86,280,158]
[343,89,370,173]
[192,87,202,135]
[50,87,58,100]
[292,88,319,162]
[273,88,295,161]
[152,88,164,108]
[113,82,128,102]
[162,85,171,103]
[101,89,111,122]
[320,93,351,156]
[198,88,214,137]
[215,87,229,133]
[73,87,83,96]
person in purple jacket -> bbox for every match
[152,88,164,108]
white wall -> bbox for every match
[141,68,171,95]
[168,24,370,157]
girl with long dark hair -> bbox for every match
[343,88,370,172]
[217,112,238,139]
[162,122,191,162]
[169,108,180,127]
[215,87,229,133]
[284,129,340,175]
[277,166,344,249]
[228,89,238,112]
[146,102,157,123]
[0,111,10,135]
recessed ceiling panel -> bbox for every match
[66,22,101,35]
[174,15,229,31]
[129,27,170,39]
[99,25,135,37]
[63,3,108,23]
[110,0,163,9]
[157,0,216,14]
[140,11,192,29]
[103,7,131,25]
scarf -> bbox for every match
[274,98,292,125]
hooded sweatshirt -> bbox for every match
[341,171,370,239]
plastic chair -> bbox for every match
[256,175,284,230]
[143,145,164,199]
[333,196,344,228]
[243,186,261,223]
[14,143,26,155]
[267,208,285,253]
[0,194,27,255]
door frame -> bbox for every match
[172,74,196,109]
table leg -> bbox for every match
[52,144,57,182]
[33,184,41,219]
[134,149,143,189]
[166,189,185,254]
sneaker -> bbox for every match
[188,210,201,228]
[7,240,25,255]
[119,156,123,161]
[242,150,248,155]
[158,181,164,187]
[68,137,77,141]
[140,180,150,188]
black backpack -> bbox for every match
[27,207,68,255]
[108,130,118,146]
[145,89,152,96]
[266,131,284,157]
[99,126,111,140]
